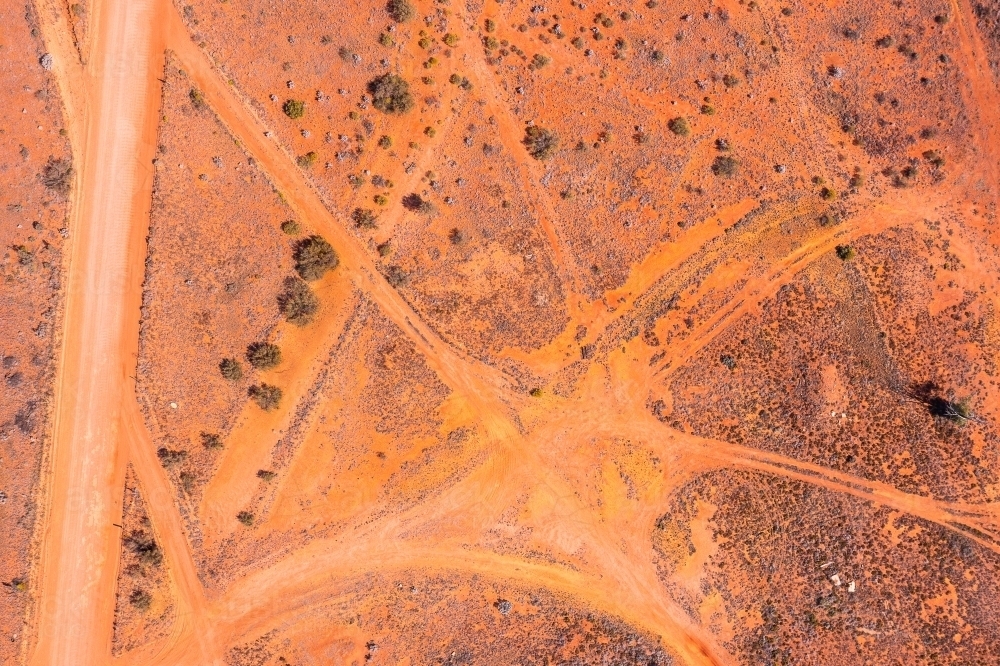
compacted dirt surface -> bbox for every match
[6,0,1000,663]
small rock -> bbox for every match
[494,598,512,615]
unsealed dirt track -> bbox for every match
[21,0,1000,663]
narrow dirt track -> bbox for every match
[30,0,167,664]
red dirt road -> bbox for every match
[29,0,169,663]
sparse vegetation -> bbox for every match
[383,265,408,287]
[353,208,378,229]
[201,432,223,449]
[402,193,436,215]
[156,448,188,467]
[835,244,855,260]
[188,87,205,109]
[219,357,243,381]
[387,0,414,22]
[711,155,739,177]
[368,74,414,114]
[668,117,690,137]
[129,589,152,611]
[522,125,559,160]
[236,510,255,526]
[378,135,392,149]
[294,235,339,280]
[278,277,319,326]
[40,157,73,196]
[443,33,459,47]
[282,99,305,119]
[280,219,301,235]
[249,384,282,411]
[257,469,277,481]
[296,151,318,168]
[246,342,282,369]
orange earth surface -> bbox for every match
[2,0,1000,664]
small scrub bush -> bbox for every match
[41,158,73,196]
[130,589,153,611]
[156,448,188,467]
[529,387,543,397]
[246,342,282,369]
[402,193,436,215]
[923,149,945,167]
[282,99,305,119]
[294,235,339,280]
[531,54,551,68]
[249,384,282,411]
[278,277,319,326]
[387,0,414,22]
[352,208,378,229]
[201,432,223,449]
[219,358,243,381]
[522,125,559,160]
[722,73,740,87]
[484,18,496,32]
[378,134,392,148]
[484,36,500,50]
[236,511,255,526]
[189,87,205,109]
[379,32,395,47]
[296,151,318,168]
[383,264,409,287]
[668,117,690,137]
[711,155,739,177]
[820,186,836,200]
[424,126,436,137]
[280,219,301,235]
[836,244,855,260]
[368,74,414,114]
[374,194,389,206]
[443,33,459,46]
[257,469,277,481]
[700,104,715,115]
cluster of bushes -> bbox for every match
[216,233,339,412]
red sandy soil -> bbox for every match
[0,2,72,663]
[16,0,1000,664]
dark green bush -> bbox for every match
[522,125,559,160]
[368,74,414,114]
[294,235,339,280]
[283,99,305,119]
[278,277,319,326]
[236,511,255,526]
[247,342,281,369]
[249,384,282,411]
[835,244,855,260]
[219,357,243,381]
[668,117,690,136]
[387,0,413,22]
[280,219,301,235]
